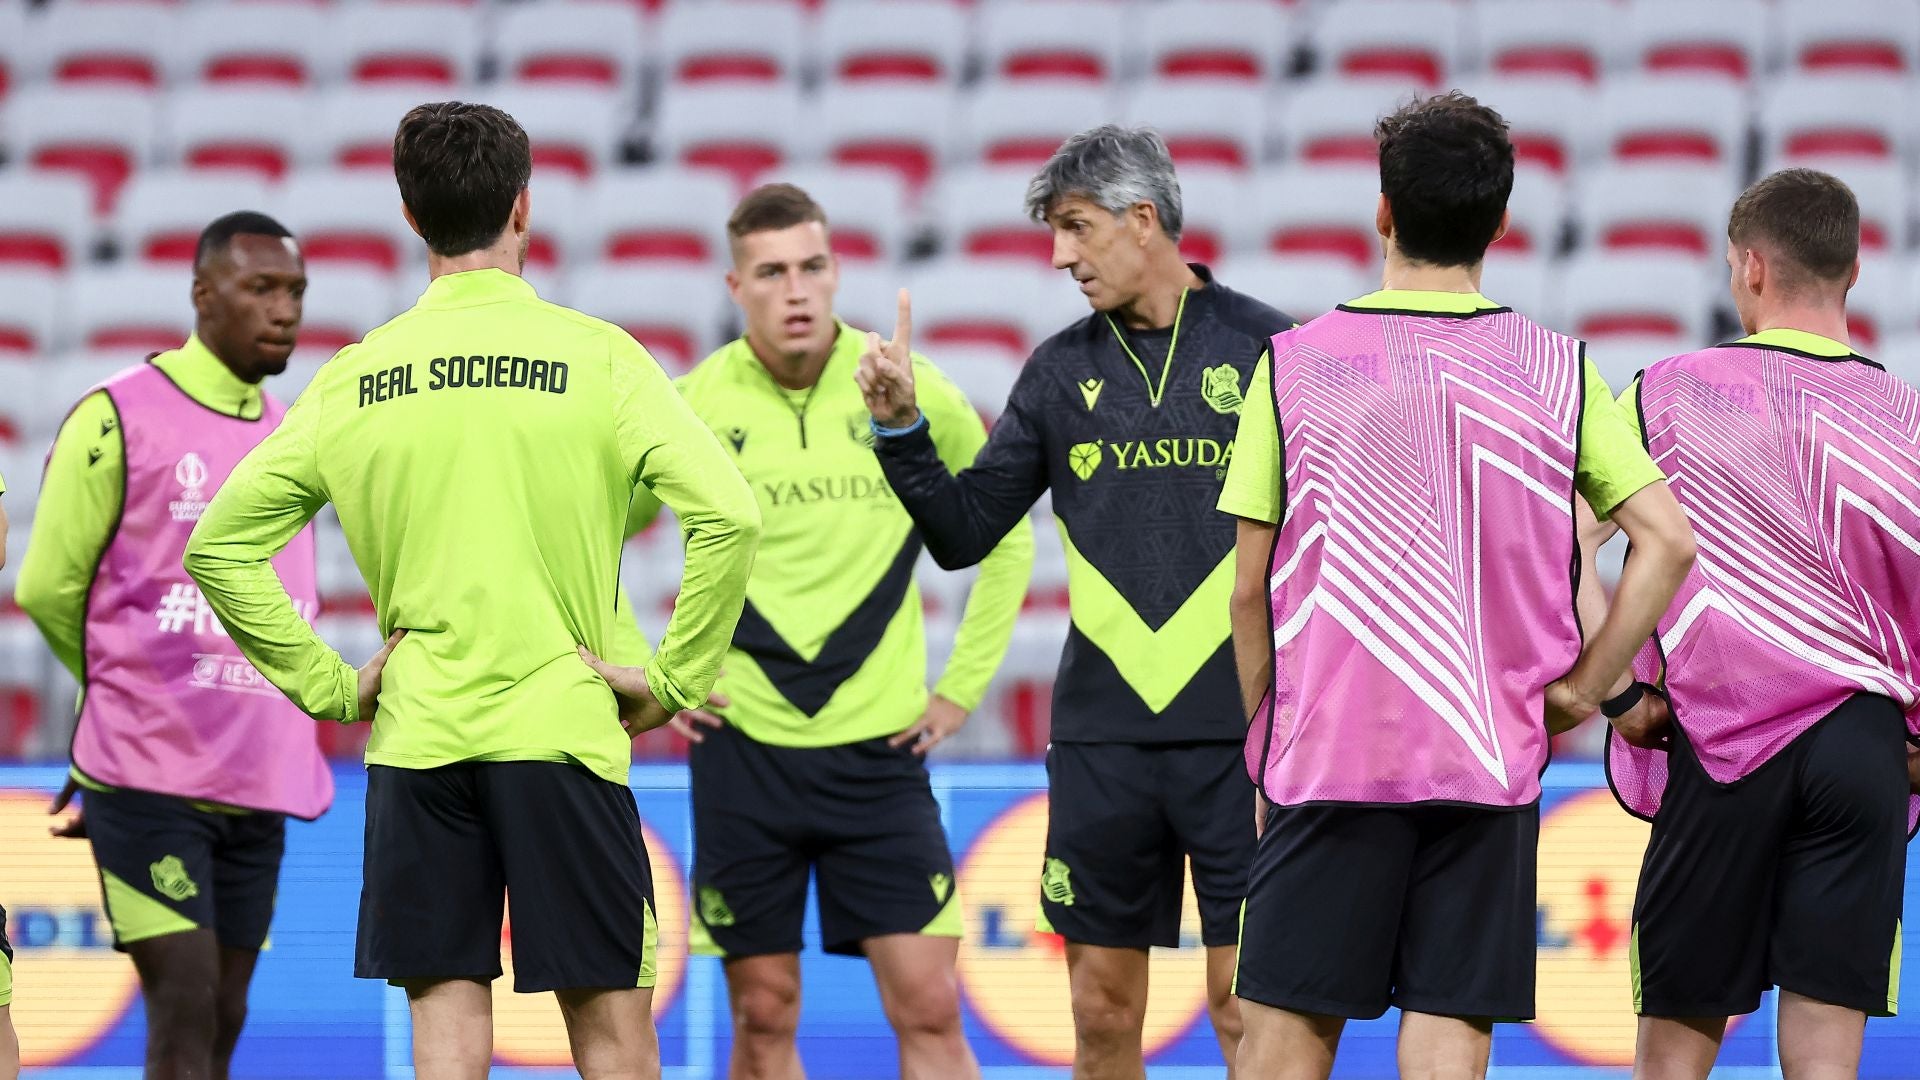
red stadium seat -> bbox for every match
[960,85,1111,170]
[0,273,61,358]
[1121,82,1265,173]
[907,261,1072,363]
[336,3,481,87]
[471,87,626,181]
[567,265,726,373]
[1762,75,1912,166]
[818,0,968,86]
[980,1,1125,85]
[296,267,406,358]
[1255,165,1380,270]
[113,171,273,265]
[163,88,309,183]
[583,172,731,266]
[656,2,805,86]
[762,166,912,265]
[1559,254,1713,348]
[177,3,325,87]
[1275,79,1426,165]
[813,85,953,194]
[1598,77,1748,167]
[1624,0,1767,82]
[0,175,95,272]
[1174,171,1254,267]
[1461,77,1585,175]
[278,171,422,274]
[1311,0,1463,87]
[494,2,643,89]
[1575,166,1735,262]
[935,167,1054,267]
[1478,0,1617,83]
[6,87,159,213]
[1141,0,1289,84]
[1845,256,1920,351]
[655,86,803,189]
[1781,0,1920,75]
[33,2,173,89]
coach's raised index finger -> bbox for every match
[891,288,912,361]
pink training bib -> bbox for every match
[70,362,331,819]
[1612,344,1920,833]
[1249,306,1585,808]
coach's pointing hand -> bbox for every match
[856,289,919,429]
[577,645,674,737]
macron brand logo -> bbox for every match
[1078,379,1103,411]
[169,452,211,521]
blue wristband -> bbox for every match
[869,413,928,438]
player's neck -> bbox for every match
[746,330,832,391]
[426,240,524,282]
[1113,255,1204,331]
[1752,305,1852,348]
[1380,255,1483,295]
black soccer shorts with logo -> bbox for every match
[1038,741,1253,950]
[356,760,659,992]
[1632,692,1910,1019]
[84,784,285,952]
[689,722,960,958]
[1236,800,1540,1021]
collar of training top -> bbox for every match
[1337,289,1507,316]
[416,267,536,308]
[1733,327,1853,357]
[155,333,264,418]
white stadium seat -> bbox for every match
[978,0,1127,85]
[111,170,275,265]
[817,0,969,86]
[61,266,193,354]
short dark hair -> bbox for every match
[194,211,294,269]
[727,183,828,243]
[393,102,532,257]
[1728,169,1859,285]
[1375,92,1515,267]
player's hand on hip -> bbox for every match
[1610,690,1674,751]
[668,690,729,744]
[1904,744,1918,796]
[48,778,86,839]
[1254,789,1269,839]
[889,693,967,756]
[357,629,407,723]
[855,289,920,429]
[576,645,673,737]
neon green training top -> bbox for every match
[630,322,1034,747]
[1219,290,1667,524]
[184,269,762,784]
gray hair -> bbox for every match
[1024,124,1184,241]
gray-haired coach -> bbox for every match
[857,125,1294,1079]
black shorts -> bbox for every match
[1237,801,1539,1021]
[356,761,658,993]
[1040,741,1252,950]
[85,786,285,952]
[1633,692,1909,1019]
[689,723,958,959]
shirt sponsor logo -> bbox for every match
[1065,438,1235,481]
[169,452,210,521]
[759,475,897,507]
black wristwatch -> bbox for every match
[1600,682,1648,719]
